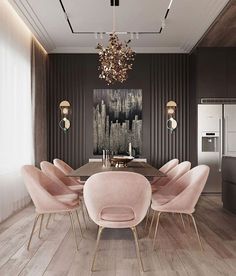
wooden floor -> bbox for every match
[0,195,235,276]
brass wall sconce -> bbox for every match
[59,100,71,132]
[166,100,177,133]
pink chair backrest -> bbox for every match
[53,158,73,175]
[163,165,210,213]
[158,161,191,186]
[163,161,191,184]
[40,161,78,187]
[84,172,151,223]
[21,165,70,213]
[159,159,179,174]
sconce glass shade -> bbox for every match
[62,107,69,115]
[166,101,177,108]
[166,101,177,115]
[59,101,70,115]
[59,100,71,132]
[167,107,175,115]
[166,100,177,133]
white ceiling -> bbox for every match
[9,0,229,53]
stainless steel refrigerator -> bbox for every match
[198,103,236,193]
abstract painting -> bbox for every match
[93,89,142,155]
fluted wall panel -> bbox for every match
[149,54,190,167]
[47,54,85,168]
[47,54,194,169]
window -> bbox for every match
[0,0,34,174]
[0,0,34,222]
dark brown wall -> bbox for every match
[47,54,195,169]
[196,47,236,101]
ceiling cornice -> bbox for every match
[8,0,230,54]
[8,0,55,52]
[50,46,187,54]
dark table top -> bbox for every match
[67,161,166,179]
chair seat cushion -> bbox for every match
[68,184,84,191]
[100,206,135,222]
[54,193,78,203]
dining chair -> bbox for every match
[159,158,179,174]
[21,165,83,251]
[146,161,191,229]
[40,161,87,227]
[53,158,85,184]
[41,161,83,192]
[150,165,210,251]
[83,171,151,272]
[152,161,191,191]
[150,158,179,185]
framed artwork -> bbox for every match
[93,89,142,155]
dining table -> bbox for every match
[67,161,166,181]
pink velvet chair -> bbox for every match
[150,158,179,185]
[146,161,191,229]
[152,161,191,192]
[150,165,210,250]
[53,158,85,184]
[83,171,151,272]
[159,158,179,174]
[40,161,87,227]
[40,161,83,192]
[53,158,74,174]
[21,165,83,251]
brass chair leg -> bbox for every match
[38,214,44,239]
[187,214,191,227]
[75,209,84,238]
[80,200,87,229]
[148,211,156,237]
[189,214,203,251]
[84,203,92,222]
[69,212,79,251]
[131,226,145,273]
[145,205,151,229]
[27,214,40,250]
[91,226,104,272]
[152,212,161,251]
[46,214,51,229]
[180,213,185,230]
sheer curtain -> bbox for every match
[0,1,34,222]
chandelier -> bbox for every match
[96,1,135,85]
[96,34,135,85]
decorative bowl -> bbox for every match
[111,156,134,167]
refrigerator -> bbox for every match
[198,104,236,193]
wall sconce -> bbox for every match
[59,100,71,132]
[166,100,177,133]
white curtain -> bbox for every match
[0,1,34,222]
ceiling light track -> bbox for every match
[59,0,173,36]
[110,0,119,6]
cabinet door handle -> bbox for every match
[219,119,223,172]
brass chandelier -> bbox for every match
[96,2,135,85]
[96,34,135,85]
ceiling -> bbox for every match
[9,0,230,53]
[199,0,236,47]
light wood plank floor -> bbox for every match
[0,195,235,276]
